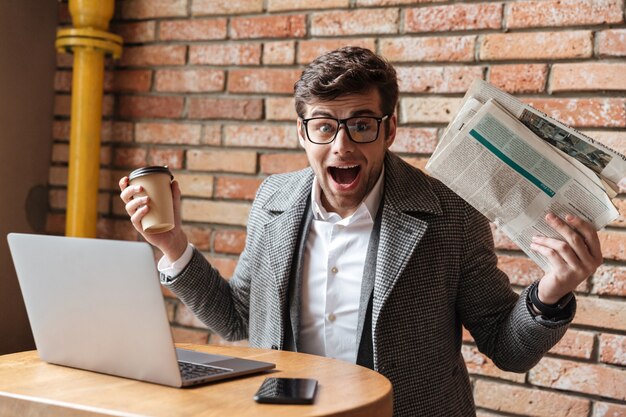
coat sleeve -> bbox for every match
[161,178,271,342]
[456,205,575,373]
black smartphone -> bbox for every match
[253,377,318,404]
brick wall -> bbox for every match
[50,0,626,415]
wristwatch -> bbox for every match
[528,281,574,318]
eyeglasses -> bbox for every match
[301,115,390,144]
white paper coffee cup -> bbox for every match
[128,166,174,234]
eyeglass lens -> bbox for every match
[307,117,380,143]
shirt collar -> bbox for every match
[311,166,385,223]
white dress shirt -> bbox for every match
[300,170,384,363]
[158,170,384,364]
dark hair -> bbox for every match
[294,46,398,118]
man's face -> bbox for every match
[297,89,396,217]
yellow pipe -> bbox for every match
[56,0,122,237]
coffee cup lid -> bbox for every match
[128,166,173,181]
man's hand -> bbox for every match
[119,176,188,262]
[530,213,603,304]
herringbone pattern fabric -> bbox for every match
[165,152,573,417]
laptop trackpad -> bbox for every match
[176,348,231,364]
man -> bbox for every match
[119,47,603,416]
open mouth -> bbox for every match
[328,165,361,186]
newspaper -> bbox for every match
[426,81,621,271]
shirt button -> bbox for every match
[328,313,336,322]
[331,266,338,274]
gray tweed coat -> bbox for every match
[164,152,573,417]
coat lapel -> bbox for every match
[262,170,314,343]
[372,153,443,331]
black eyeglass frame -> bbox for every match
[300,114,390,145]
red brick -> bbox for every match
[609,198,626,228]
[174,304,208,329]
[201,125,222,146]
[474,379,590,417]
[188,98,263,120]
[230,15,306,39]
[524,98,626,128]
[263,41,295,65]
[529,357,626,400]
[311,8,399,36]
[121,0,187,19]
[489,64,548,94]
[120,45,186,67]
[159,18,227,41]
[399,97,461,124]
[396,66,483,93]
[114,147,147,168]
[380,36,475,62]
[597,29,626,57]
[206,255,239,279]
[45,213,65,235]
[182,224,212,251]
[405,3,502,33]
[592,265,626,296]
[266,97,296,121]
[599,333,626,366]
[136,122,202,145]
[49,167,68,186]
[111,21,156,43]
[155,69,224,93]
[268,0,348,11]
[187,150,257,174]
[462,345,526,383]
[401,156,428,171]
[57,53,73,68]
[574,296,626,331]
[189,43,261,65]
[491,223,519,250]
[228,69,301,94]
[148,149,184,169]
[49,190,110,214]
[171,327,209,345]
[96,218,140,241]
[390,128,438,154]
[110,70,152,93]
[52,120,70,140]
[214,229,247,254]
[191,0,263,16]
[58,2,70,23]
[507,0,624,29]
[297,38,377,64]
[598,230,626,261]
[224,125,298,149]
[357,0,444,4]
[215,177,263,200]
[551,63,626,92]
[107,122,134,143]
[480,31,593,60]
[176,173,214,198]
[593,401,626,416]
[497,255,542,287]
[54,71,71,92]
[182,200,251,226]
[51,144,111,165]
[260,153,309,174]
[117,96,184,119]
[549,329,595,359]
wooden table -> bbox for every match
[0,344,392,417]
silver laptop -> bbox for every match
[7,233,275,387]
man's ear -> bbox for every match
[384,114,397,150]
[297,118,307,148]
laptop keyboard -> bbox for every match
[178,361,232,380]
